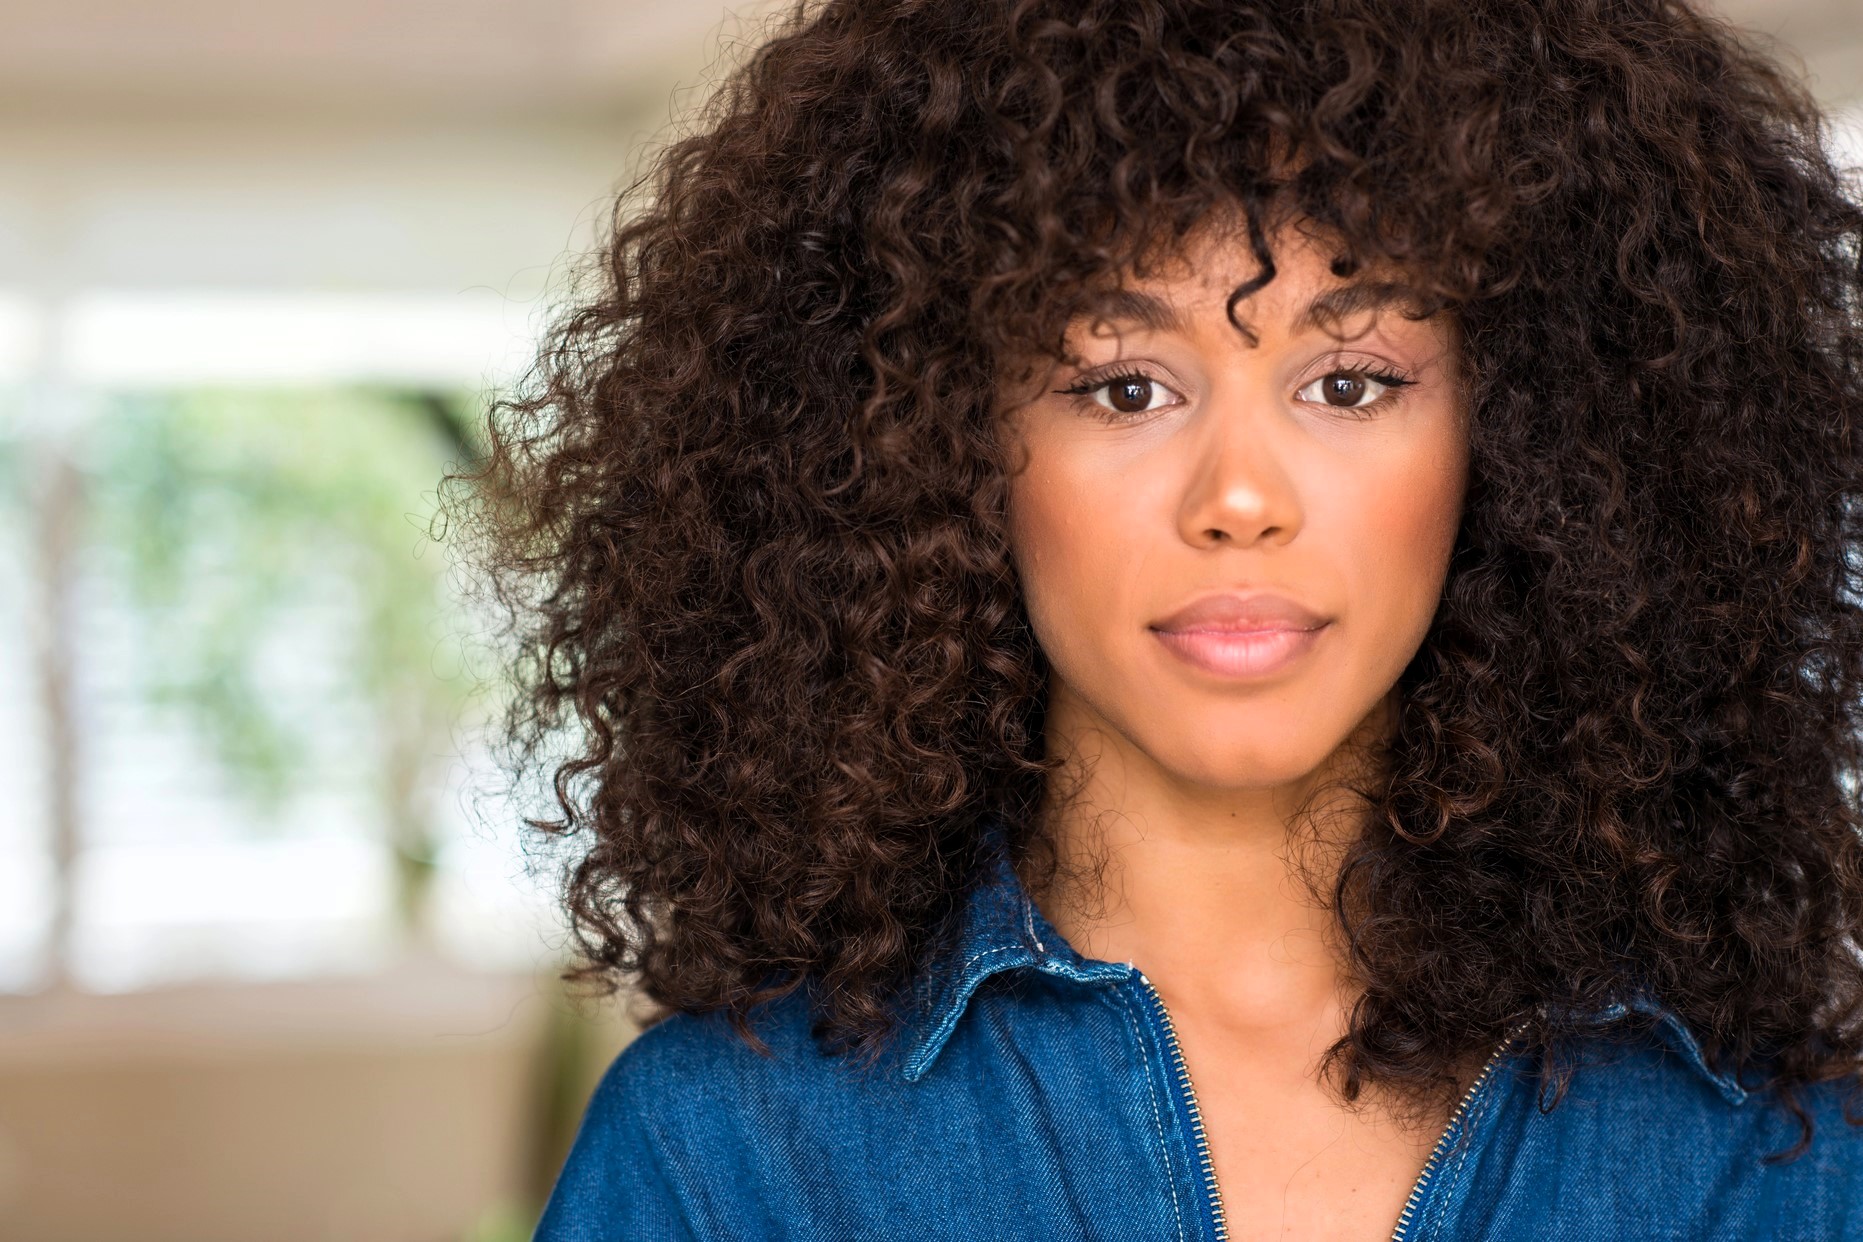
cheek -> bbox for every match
[1341,440,1468,645]
[1006,448,1139,660]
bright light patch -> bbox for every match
[0,292,40,382]
[60,290,541,387]
[69,837,398,992]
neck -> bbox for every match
[1026,686,1392,1032]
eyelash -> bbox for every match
[1055,364,1416,423]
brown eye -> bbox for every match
[1106,377,1155,413]
[1294,367,1406,412]
[1318,373,1366,407]
[1057,370,1183,418]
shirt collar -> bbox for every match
[896,817,1129,1082]
[895,817,1749,1105]
[1543,989,1750,1105]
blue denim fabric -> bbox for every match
[535,833,1863,1240]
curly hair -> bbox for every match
[446,0,1863,1157]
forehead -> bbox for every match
[1067,216,1443,345]
[1075,278,1438,343]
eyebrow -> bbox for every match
[1077,279,1431,342]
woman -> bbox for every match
[455,0,1863,1236]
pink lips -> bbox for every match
[1148,591,1331,679]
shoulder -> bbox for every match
[580,988,865,1126]
[1538,1025,1863,1155]
[533,991,870,1242]
[1469,1028,1863,1239]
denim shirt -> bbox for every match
[536,837,1863,1240]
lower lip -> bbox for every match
[1150,624,1328,678]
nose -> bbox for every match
[1173,383,1304,550]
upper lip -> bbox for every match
[1150,591,1331,633]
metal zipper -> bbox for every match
[1387,1018,1533,1242]
[1138,965,1528,1242]
[1134,971,1230,1242]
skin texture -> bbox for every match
[999,218,1471,1237]
[447,0,1863,1156]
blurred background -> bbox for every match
[0,1,1857,1239]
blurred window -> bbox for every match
[1,292,561,995]
[0,386,56,990]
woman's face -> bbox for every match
[999,221,1469,795]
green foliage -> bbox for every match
[84,387,491,927]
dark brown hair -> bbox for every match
[446,0,1863,1157]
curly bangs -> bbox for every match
[449,0,1863,1153]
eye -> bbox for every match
[1056,369,1184,419]
[1294,367,1413,412]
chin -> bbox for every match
[1147,730,1341,793]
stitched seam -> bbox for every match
[910,944,1026,1076]
[1427,1074,1498,1242]
[1108,987,1189,1242]
[959,943,1021,974]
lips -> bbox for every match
[1149,591,1330,634]
[1148,592,1332,679]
